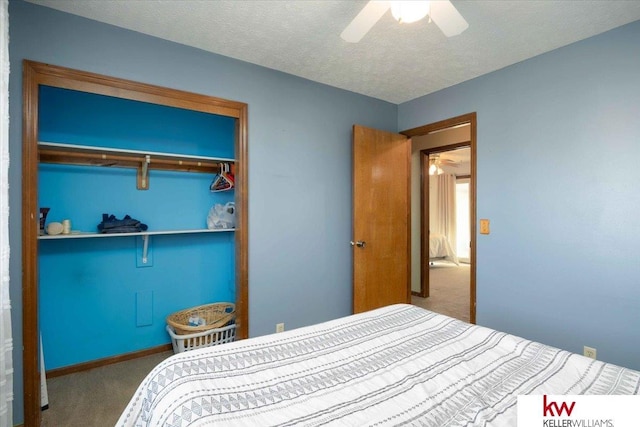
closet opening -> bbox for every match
[22,60,248,426]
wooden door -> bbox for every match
[352,125,411,313]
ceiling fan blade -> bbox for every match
[340,1,390,43]
[430,0,469,37]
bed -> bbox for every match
[118,304,640,426]
[429,232,459,265]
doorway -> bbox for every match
[417,146,471,322]
[401,113,476,324]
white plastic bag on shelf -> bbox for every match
[207,202,236,229]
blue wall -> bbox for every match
[39,85,236,158]
[38,86,236,370]
[39,233,234,369]
[9,1,397,423]
[400,21,640,372]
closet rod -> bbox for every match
[39,149,227,170]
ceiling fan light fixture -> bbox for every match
[428,161,443,176]
[430,166,444,175]
[390,1,430,24]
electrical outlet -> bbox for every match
[584,346,597,359]
[276,323,285,333]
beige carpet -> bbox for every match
[412,262,470,322]
[41,350,173,427]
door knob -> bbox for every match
[350,240,366,248]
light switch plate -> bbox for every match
[480,219,490,235]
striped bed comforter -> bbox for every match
[118,304,640,426]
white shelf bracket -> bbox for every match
[142,235,149,264]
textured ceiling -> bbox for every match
[28,1,640,104]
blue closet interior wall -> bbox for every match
[38,85,237,370]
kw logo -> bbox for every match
[543,395,576,417]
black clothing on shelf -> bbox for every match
[98,214,148,233]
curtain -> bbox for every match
[429,173,457,251]
[0,0,13,424]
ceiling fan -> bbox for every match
[429,154,458,175]
[341,1,468,43]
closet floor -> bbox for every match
[41,350,173,427]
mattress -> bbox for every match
[118,304,640,427]
[429,233,459,264]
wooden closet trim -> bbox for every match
[22,60,249,426]
[25,61,243,118]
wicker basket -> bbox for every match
[166,302,235,335]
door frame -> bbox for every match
[21,60,249,426]
[401,112,477,324]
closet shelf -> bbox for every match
[38,227,235,282]
[38,228,235,240]
[38,142,235,190]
